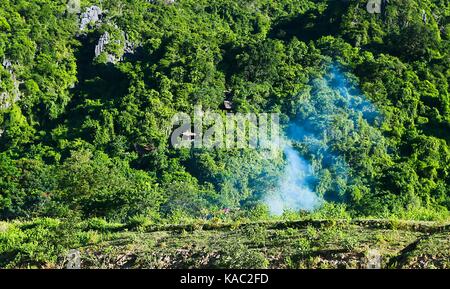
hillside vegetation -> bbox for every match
[1,217,449,268]
[1,0,450,268]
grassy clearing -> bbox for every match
[2,218,447,269]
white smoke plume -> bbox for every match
[264,64,381,215]
[265,144,322,215]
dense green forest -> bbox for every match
[1,0,450,227]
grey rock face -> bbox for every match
[2,59,12,72]
[95,31,110,58]
[1,58,21,110]
[94,30,137,63]
[80,6,102,31]
[94,31,119,63]
[124,34,136,55]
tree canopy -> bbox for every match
[0,0,449,222]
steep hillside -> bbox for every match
[0,1,450,265]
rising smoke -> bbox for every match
[265,64,381,215]
[265,143,322,215]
